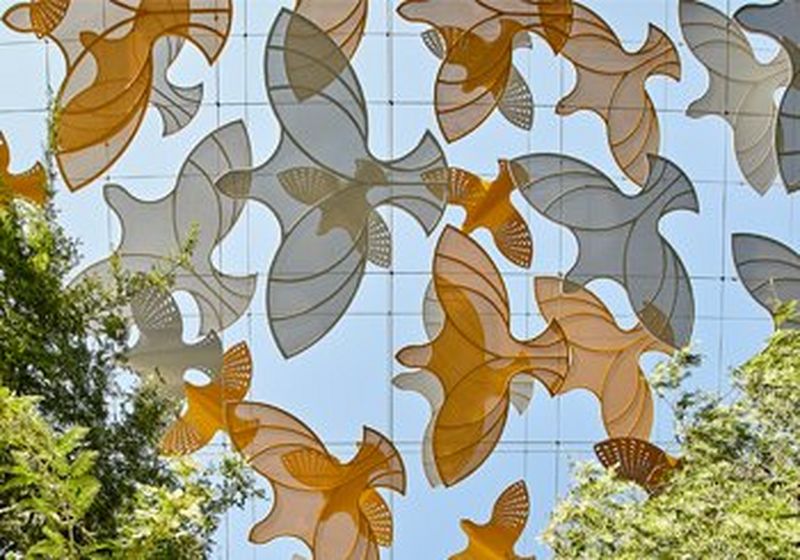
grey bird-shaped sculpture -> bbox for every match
[680,0,791,195]
[75,121,255,335]
[128,286,223,400]
[218,9,448,358]
[735,1,800,193]
[511,154,699,349]
[732,233,800,330]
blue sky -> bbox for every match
[0,0,796,558]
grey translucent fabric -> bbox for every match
[76,121,255,335]
[218,9,448,358]
[128,287,223,400]
[680,0,791,194]
[732,233,800,329]
[735,1,800,193]
[511,154,699,348]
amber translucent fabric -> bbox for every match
[161,342,252,456]
[0,132,47,207]
[295,0,368,60]
[428,160,533,268]
[450,480,532,560]
[535,278,674,439]
[395,226,568,487]
[595,437,680,495]
[3,0,232,190]
[228,402,405,558]
[557,3,680,186]
[397,0,573,142]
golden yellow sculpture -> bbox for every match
[534,278,674,439]
[395,226,568,487]
[427,160,533,268]
[3,0,232,191]
[0,132,47,207]
[595,437,681,495]
[228,402,405,557]
[557,3,681,186]
[160,342,252,456]
[451,480,534,560]
[295,0,368,60]
[397,0,574,141]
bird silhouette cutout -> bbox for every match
[734,1,800,193]
[556,3,680,187]
[680,0,791,195]
[732,233,800,330]
[217,9,448,358]
[161,341,252,456]
[450,480,534,560]
[534,277,675,439]
[2,0,232,190]
[75,121,255,336]
[394,226,568,487]
[396,0,573,141]
[227,402,406,558]
[595,437,680,495]
[296,0,368,61]
[431,160,533,268]
[127,287,223,400]
[512,153,699,349]
[0,132,47,207]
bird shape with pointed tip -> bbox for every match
[75,121,255,336]
[556,3,681,186]
[595,437,681,495]
[227,402,405,558]
[0,132,47,207]
[161,341,252,456]
[3,0,232,191]
[295,0,368,61]
[534,277,674,440]
[450,480,535,560]
[732,233,800,330]
[431,160,533,268]
[511,153,699,350]
[394,226,568,487]
[680,0,791,195]
[397,0,573,142]
[217,9,448,359]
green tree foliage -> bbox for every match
[0,202,259,557]
[544,329,800,558]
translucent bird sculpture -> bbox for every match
[394,226,568,487]
[228,402,405,558]
[296,0,368,60]
[2,0,232,190]
[0,132,47,207]
[218,9,448,358]
[595,437,680,495]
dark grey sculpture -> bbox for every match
[511,153,698,348]
[218,9,448,358]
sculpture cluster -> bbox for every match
[2,0,798,557]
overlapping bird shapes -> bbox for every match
[2,0,233,191]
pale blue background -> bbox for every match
[0,1,795,558]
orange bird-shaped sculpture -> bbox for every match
[395,226,568,487]
[160,342,252,456]
[595,437,681,495]
[428,160,533,268]
[534,277,675,439]
[451,480,535,560]
[3,0,232,191]
[228,402,406,558]
[0,132,47,207]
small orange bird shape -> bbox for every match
[395,226,568,487]
[595,437,681,495]
[227,402,406,558]
[160,342,252,456]
[432,160,533,268]
[451,480,535,560]
[0,132,47,208]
